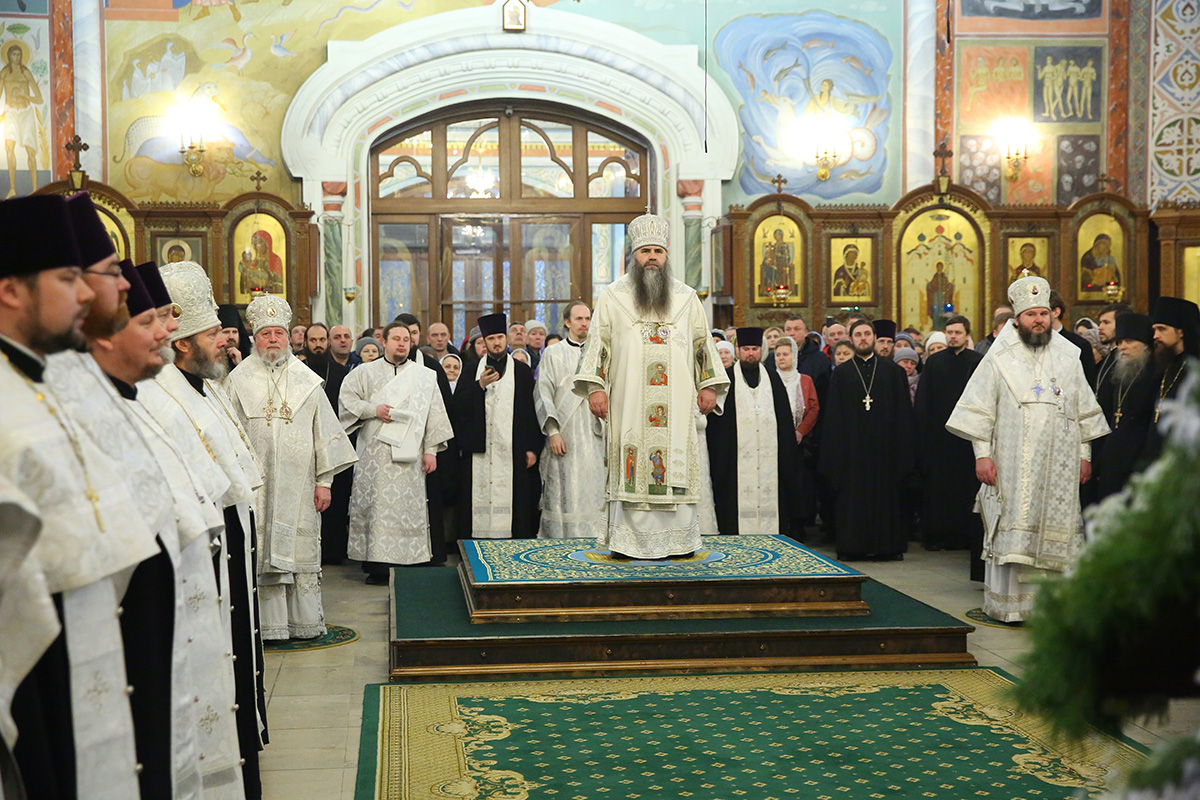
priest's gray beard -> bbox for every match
[1016,323,1051,348]
[628,255,672,317]
[1114,348,1150,384]
[177,337,228,380]
[257,346,287,365]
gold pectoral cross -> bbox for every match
[862,394,873,411]
[85,488,105,532]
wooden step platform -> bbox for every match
[389,568,975,681]
[458,536,869,622]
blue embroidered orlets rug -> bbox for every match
[459,535,859,585]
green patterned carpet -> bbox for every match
[355,669,1144,799]
[261,624,358,652]
[460,534,858,584]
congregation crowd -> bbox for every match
[0,195,1195,800]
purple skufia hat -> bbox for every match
[136,261,173,308]
[0,195,82,277]
[120,259,155,317]
[66,192,117,267]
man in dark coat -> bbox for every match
[1144,296,1200,463]
[914,315,985,578]
[819,320,916,561]
[450,313,543,538]
[1093,313,1158,502]
[706,328,798,536]
[1050,290,1099,388]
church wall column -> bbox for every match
[71,0,103,176]
[904,0,936,192]
[677,179,704,292]
[320,181,348,327]
[49,0,74,178]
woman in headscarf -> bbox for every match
[441,353,463,394]
[716,340,735,368]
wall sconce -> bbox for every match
[993,118,1035,183]
[181,141,205,177]
[343,286,359,303]
[815,146,838,182]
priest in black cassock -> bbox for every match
[913,315,985,577]
[302,324,357,564]
[819,319,916,561]
[1093,313,1157,503]
[1143,296,1200,464]
[395,312,457,562]
[451,313,543,539]
[706,327,798,536]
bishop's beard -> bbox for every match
[258,346,289,366]
[180,337,228,380]
[1115,348,1150,384]
[1017,324,1052,348]
[628,256,673,317]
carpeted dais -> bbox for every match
[262,624,358,652]
[355,668,1144,799]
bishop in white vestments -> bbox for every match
[574,213,729,559]
[226,295,357,640]
[340,322,453,578]
[535,302,607,539]
[947,274,1109,622]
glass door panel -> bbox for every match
[590,219,628,296]
[442,217,510,341]
[377,222,430,324]
[518,219,575,332]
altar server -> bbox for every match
[0,194,151,800]
[340,321,453,581]
[226,295,357,638]
[705,327,798,536]
[947,274,1108,622]
[137,260,270,798]
[451,312,543,538]
[535,301,607,539]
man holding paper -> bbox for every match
[339,321,453,583]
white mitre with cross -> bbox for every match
[160,261,220,342]
[245,294,293,335]
[1007,272,1052,315]
[628,213,669,251]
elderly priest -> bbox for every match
[339,320,453,582]
[947,274,1108,623]
[226,295,357,639]
[705,327,798,536]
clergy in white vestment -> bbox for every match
[340,322,453,581]
[947,274,1109,622]
[80,261,245,798]
[226,295,358,640]
[574,213,729,559]
[451,313,544,539]
[0,194,153,800]
[705,328,799,536]
[535,301,607,539]
[138,260,270,798]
